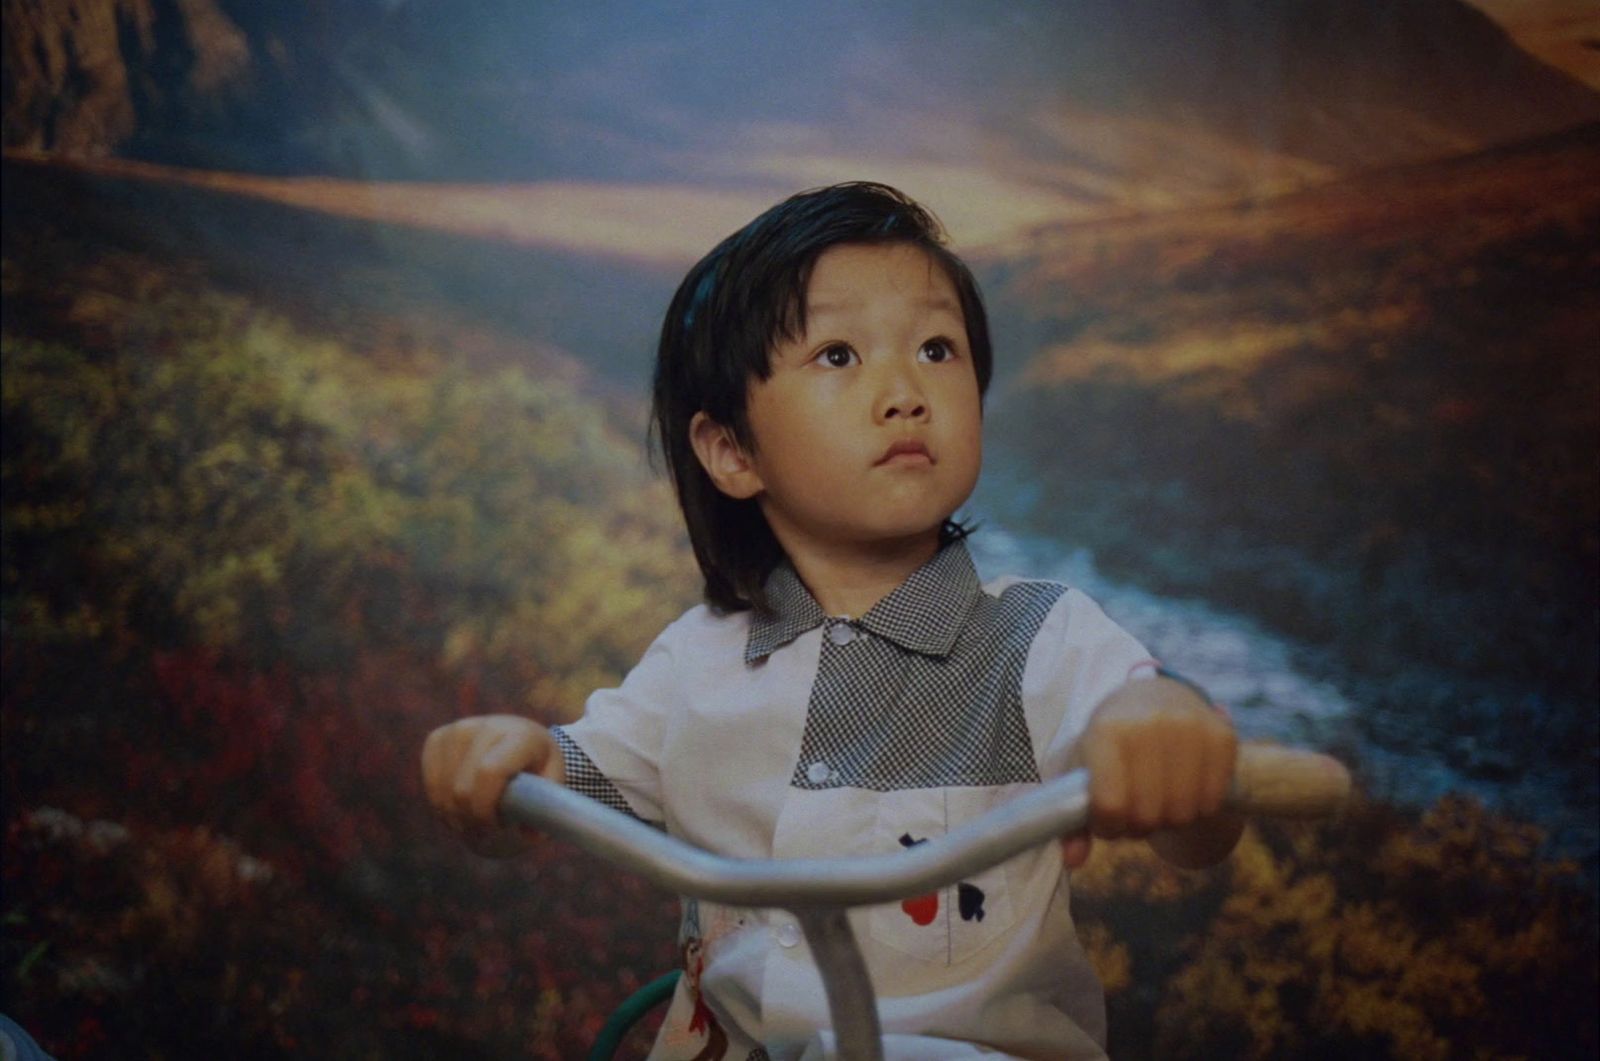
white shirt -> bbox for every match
[553,542,1154,1060]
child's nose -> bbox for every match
[878,390,928,422]
[876,364,929,422]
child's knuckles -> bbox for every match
[1161,784,1198,827]
[467,772,504,819]
[473,788,502,826]
[1127,783,1165,832]
[453,772,482,812]
[1089,772,1127,818]
[482,738,518,772]
[427,767,455,809]
[1092,797,1126,831]
[1206,772,1232,814]
[1203,741,1235,807]
[422,730,453,775]
[1093,815,1126,840]
[1128,806,1163,835]
[1208,737,1238,778]
[1087,715,1130,749]
[518,735,547,772]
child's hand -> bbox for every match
[1062,677,1241,870]
[421,714,565,855]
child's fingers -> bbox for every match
[1154,714,1237,825]
[463,725,526,825]
[421,718,521,831]
[1126,728,1175,831]
[1199,723,1238,816]
[422,717,554,864]
[1160,730,1204,827]
[1105,714,1184,833]
[1084,732,1129,839]
[1060,832,1093,869]
[422,721,473,828]
[445,726,490,829]
[1092,719,1237,837]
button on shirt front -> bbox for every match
[553,542,1153,1060]
[825,620,857,646]
[773,920,802,949]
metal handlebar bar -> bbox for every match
[498,743,1350,1060]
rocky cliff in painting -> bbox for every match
[3,0,250,155]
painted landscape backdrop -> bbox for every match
[3,1,1597,1057]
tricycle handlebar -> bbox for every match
[499,742,1348,1061]
[498,742,1349,908]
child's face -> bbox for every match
[710,242,983,561]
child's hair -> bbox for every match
[651,181,994,614]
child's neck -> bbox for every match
[782,532,942,619]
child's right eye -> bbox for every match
[817,344,857,368]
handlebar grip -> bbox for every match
[1229,742,1352,818]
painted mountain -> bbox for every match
[6,0,1599,202]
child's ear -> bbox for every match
[689,412,764,500]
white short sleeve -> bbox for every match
[556,609,695,822]
[1020,588,1155,778]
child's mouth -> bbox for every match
[877,440,934,466]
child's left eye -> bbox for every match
[817,343,857,368]
[918,338,956,363]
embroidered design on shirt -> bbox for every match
[897,833,987,925]
[678,899,729,1060]
[958,882,986,922]
[897,833,940,925]
[683,938,726,1060]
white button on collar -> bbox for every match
[827,622,857,646]
[806,760,832,784]
[775,920,801,948]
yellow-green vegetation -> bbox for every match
[2,252,696,715]
[1070,798,1597,1060]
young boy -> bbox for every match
[423,183,1241,1059]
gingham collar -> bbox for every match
[745,540,981,664]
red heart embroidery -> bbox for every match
[901,892,939,925]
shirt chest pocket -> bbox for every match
[866,786,1019,967]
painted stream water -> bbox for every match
[967,518,1599,874]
